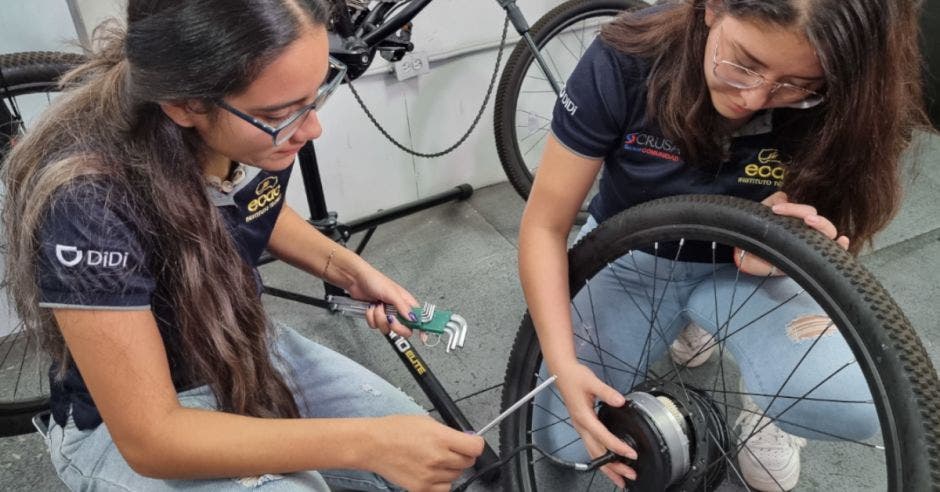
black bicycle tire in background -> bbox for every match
[0,51,84,163]
[499,195,940,491]
[494,0,644,200]
[0,51,84,436]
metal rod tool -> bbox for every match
[474,375,558,436]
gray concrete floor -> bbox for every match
[1,134,938,491]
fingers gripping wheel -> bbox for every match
[598,382,729,491]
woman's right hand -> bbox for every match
[554,361,638,487]
[367,414,484,492]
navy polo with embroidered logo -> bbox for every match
[550,37,795,261]
[36,165,291,430]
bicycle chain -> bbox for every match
[345,15,511,158]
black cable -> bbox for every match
[345,14,511,158]
[451,445,617,491]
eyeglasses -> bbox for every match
[712,27,824,110]
[217,57,348,146]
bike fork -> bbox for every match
[495,0,563,95]
[385,332,502,483]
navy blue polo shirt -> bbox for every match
[37,164,290,430]
[552,37,792,261]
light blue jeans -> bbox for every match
[533,217,877,461]
[41,325,425,491]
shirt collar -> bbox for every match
[205,164,259,207]
[732,109,774,137]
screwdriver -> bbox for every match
[473,375,557,437]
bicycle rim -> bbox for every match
[500,195,940,491]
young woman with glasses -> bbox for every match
[518,0,928,490]
[1,1,483,490]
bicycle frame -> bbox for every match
[329,0,563,94]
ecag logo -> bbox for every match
[758,148,783,165]
[738,148,787,187]
[249,177,282,213]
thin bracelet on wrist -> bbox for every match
[321,248,337,278]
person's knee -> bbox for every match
[785,314,836,341]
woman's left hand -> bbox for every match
[345,265,421,338]
[764,191,851,250]
[736,191,850,275]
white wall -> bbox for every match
[302,0,565,220]
[0,0,569,220]
[0,0,81,53]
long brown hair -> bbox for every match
[601,0,931,253]
[2,0,330,419]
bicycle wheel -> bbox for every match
[499,195,940,491]
[0,51,83,437]
[493,0,644,200]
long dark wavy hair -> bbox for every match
[2,0,331,419]
[601,0,930,253]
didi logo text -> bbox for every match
[55,245,129,268]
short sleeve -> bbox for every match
[550,37,639,159]
[37,182,155,309]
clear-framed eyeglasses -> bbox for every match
[217,56,348,146]
[712,27,825,110]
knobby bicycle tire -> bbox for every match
[493,0,644,200]
[0,51,84,163]
[499,195,940,491]
[0,51,84,437]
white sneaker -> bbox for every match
[735,387,808,491]
[669,322,715,367]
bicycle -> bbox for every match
[5,4,940,492]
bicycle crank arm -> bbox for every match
[326,295,469,352]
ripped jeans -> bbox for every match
[41,325,424,491]
[533,216,877,462]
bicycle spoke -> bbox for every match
[556,33,581,64]
[657,288,802,383]
[756,319,837,441]
[584,280,614,384]
[519,120,552,144]
[572,296,647,375]
[611,242,704,408]
[707,387,873,405]
[708,360,859,471]
[515,109,552,123]
[529,402,577,434]
[577,356,641,378]
[523,72,552,85]
[724,397,883,449]
[707,428,753,491]
[523,130,550,158]
[543,49,565,90]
